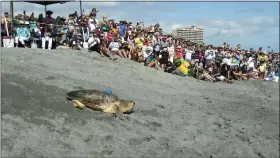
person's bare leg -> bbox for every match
[127,51,132,59]
[121,49,127,58]
[224,78,233,83]
[124,50,130,59]
[117,50,125,58]
[60,34,66,44]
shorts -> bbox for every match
[217,76,225,81]
[69,26,75,32]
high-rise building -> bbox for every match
[172,26,204,44]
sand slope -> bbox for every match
[1,48,279,157]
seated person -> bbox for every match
[143,45,154,60]
[15,23,31,48]
[197,63,216,82]
[119,41,131,59]
[108,38,124,58]
[211,62,233,83]
[144,52,159,69]
[88,31,102,55]
[264,66,278,81]
[231,65,248,80]
[33,24,43,39]
[58,18,68,45]
[172,58,187,77]
[71,30,83,50]
[177,58,191,76]
[131,46,141,62]
[42,24,56,49]
[164,60,176,73]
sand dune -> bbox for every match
[1,48,279,157]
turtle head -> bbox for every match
[119,99,135,113]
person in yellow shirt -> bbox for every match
[177,59,190,75]
[134,34,144,49]
[258,51,268,67]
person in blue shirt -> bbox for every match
[119,21,127,41]
[15,23,31,48]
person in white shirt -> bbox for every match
[204,45,216,68]
[185,46,194,62]
[88,32,101,54]
[167,43,175,62]
[143,42,154,59]
[109,38,124,58]
[88,17,98,32]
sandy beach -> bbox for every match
[1,48,279,157]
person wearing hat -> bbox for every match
[42,11,56,49]
[142,42,154,59]
[15,21,31,48]
[43,10,56,26]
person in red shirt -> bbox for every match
[143,37,148,46]
[176,45,184,59]
[106,30,113,47]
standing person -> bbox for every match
[204,45,216,68]
[66,14,76,36]
[106,30,113,47]
[119,21,127,42]
[167,42,175,62]
[1,12,12,37]
[185,45,194,62]
[29,13,37,35]
[88,15,98,32]
[101,16,110,37]
[43,10,56,26]
[111,23,120,38]
[90,8,99,19]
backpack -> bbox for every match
[173,58,182,67]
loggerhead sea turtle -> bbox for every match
[66,90,135,120]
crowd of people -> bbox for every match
[1,8,279,83]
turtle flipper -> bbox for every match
[103,104,125,120]
[114,111,125,120]
[72,100,85,109]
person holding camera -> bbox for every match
[204,45,216,68]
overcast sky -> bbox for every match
[1,1,279,51]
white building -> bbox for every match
[172,26,204,44]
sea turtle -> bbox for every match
[66,90,135,120]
